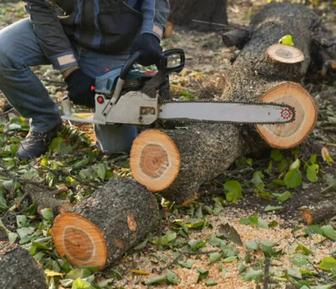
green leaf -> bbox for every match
[0,192,8,212]
[49,136,64,153]
[264,205,283,212]
[251,171,264,186]
[274,191,292,203]
[290,254,310,267]
[154,231,177,247]
[145,275,167,286]
[319,256,336,272]
[185,218,207,230]
[197,269,209,283]
[219,223,243,246]
[16,215,28,228]
[284,169,302,189]
[242,269,263,282]
[209,252,222,263]
[240,215,268,229]
[295,244,312,256]
[188,240,206,251]
[166,270,180,285]
[206,279,218,286]
[224,180,242,203]
[71,278,92,289]
[223,256,237,263]
[271,150,284,162]
[259,240,277,257]
[287,267,302,279]
[40,208,53,221]
[245,240,259,251]
[321,225,336,241]
[306,164,319,183]
[95,163,107,181]
[290,159,301,170]
[178,260,193,269]
[17,227,35,239]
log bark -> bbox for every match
[169,0,228,31]
[131,3,320,204]
[0,242,47,289]
[131,126,242,204]
[52,178,160,268]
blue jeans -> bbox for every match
[0,19,137,154]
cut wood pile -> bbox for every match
[51,3,336,270]
[131,3,321,204]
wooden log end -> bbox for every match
[256,82,317,149]
[130,129,181,192]
[267,44,305,64]
[300,207,314,225]
[52,212,108,269]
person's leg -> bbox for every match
[77,49,137,154]
[0,19,62,159]
[0,19,62,133]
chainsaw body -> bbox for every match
[62,49,295,126]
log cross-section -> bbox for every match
[130,3,319,204]
[52,178,161,268]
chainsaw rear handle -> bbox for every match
[119,49,185,80]
[161,49,185,74]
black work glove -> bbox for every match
[130,33,162,66]
[65,69,96,108]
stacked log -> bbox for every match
[131,3,319,204]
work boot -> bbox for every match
[17,124,62,160]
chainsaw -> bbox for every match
[61,49,295,126]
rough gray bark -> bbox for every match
[301,199,336,224]
[160,124,242,204]
[169,0,228,31]
[156,3,320,204]
[223,3,319,102]
[69,178,160,266]
[0,242,47,289]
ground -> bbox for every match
[0,1,336,289]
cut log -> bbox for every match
[52,178,160,268]
[300,201,336,225]
[267,44,305,64]
[0,242,47,289]
[256,82,317,149]
[131,3,320,204]
[169,0,228,31]
[131,125,242,204]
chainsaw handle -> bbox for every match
[161,49,185,74]
[119,51,141,81]
[120,49,185,80]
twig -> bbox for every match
[263,257,271,289]
[159,252,183,273]
[182,249,221,256]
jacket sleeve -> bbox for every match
[24,0,78,72]
[140,0,170,39]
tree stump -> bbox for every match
[0,242,47,289]
[131,3,320,204]
[52,178,160,268]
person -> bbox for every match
[0,0,170,159]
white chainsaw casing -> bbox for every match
[94,91,159,125]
